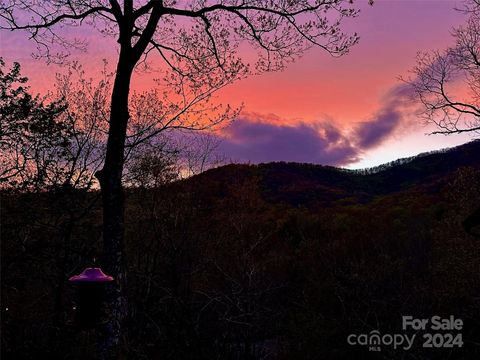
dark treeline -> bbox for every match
[2,141,480,359]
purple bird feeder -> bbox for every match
[69,267,114,282]
[69,267,114,330]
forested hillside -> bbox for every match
[2,141,480,359]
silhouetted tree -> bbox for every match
[406,0,480,236]
[1,59,107,358]
[1,59,109,191]
[0,59,68,189]
[1,1,360,358]
[407,0,480,135]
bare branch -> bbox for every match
[0,5,112,31]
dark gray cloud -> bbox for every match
[352,83,415,149]
[353,109,402,149]
[214,83,415,166]
[218,118,359,166]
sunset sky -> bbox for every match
[1,0,477,168]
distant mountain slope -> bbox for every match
[361,139,480,192]
[181,140,480,208]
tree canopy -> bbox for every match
[408,0,480,135]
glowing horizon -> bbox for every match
[1,0,475,169]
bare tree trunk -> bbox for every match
[96,48,134,360]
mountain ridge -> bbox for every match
[179,140,480,208]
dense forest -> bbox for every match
[2,140,480,359]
